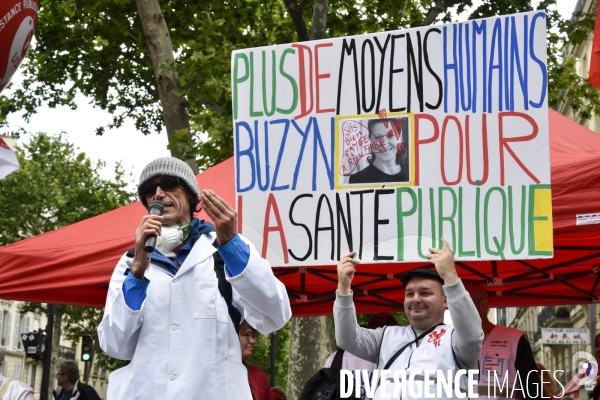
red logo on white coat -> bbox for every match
[428,328,447,347]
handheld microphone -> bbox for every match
[144,200,164,253]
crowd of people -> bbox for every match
[0,156,574,400]
[92,156,585,399]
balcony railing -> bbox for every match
[57,345,76,361]
[538,306,572,329]
[538,306,556,327]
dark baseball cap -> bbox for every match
[400,268,444,285]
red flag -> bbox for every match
[589,0,600,89]
[0,137,19,179]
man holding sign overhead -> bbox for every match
[334,238,483,399]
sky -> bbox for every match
[4,88,170,190]
[2,0,579,191]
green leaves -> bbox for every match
[549,56,600,122]
[1,0,596,170]
[4,132,135,371]
[246,320,291,389]
[61,305,129,371]
[0,132,135,246]
[542,2,600,122]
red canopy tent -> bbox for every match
[0,109,599,316]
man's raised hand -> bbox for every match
[427,238,459,285]
[337,252,359,295]
[200,189,237,246]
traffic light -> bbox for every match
[81,334,94,362]
[21,330,46,361]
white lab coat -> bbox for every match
[98,232,291,400]
[0,373,34,400]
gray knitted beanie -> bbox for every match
[138,157,200,208]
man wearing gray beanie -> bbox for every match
[98,157,291,400]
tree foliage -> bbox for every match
[246,321,291,389]
[356,312,410,327]
[60,305,129,371]
[0,132,134,244]
[3,0,595,386]
[18,302,127,371]
[3,0,596,170]
[1,132,135,370]
[547,6,600,121]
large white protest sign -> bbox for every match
[232,11,552,266]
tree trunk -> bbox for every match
[311,0,329,40]
[135,0,198,173]
[283,0,311,42]
[286,5,335,396]
[421,0,464,26]
[287,316,336,399]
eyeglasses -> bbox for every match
[371,119,404,139]
[140,177,181,197]
[243,332,258,342]
[55,373,66,377]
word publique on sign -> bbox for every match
[232,11,552,266]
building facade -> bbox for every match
[557,0,600,129]
[0,299,45,396]
[0,300,109,399]
[505,304,598,398]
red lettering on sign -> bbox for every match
[261,193,289,264]
[498,112,540,186]
[315,43,335,113]
[292,44,314,120]
[414,113,440,186]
